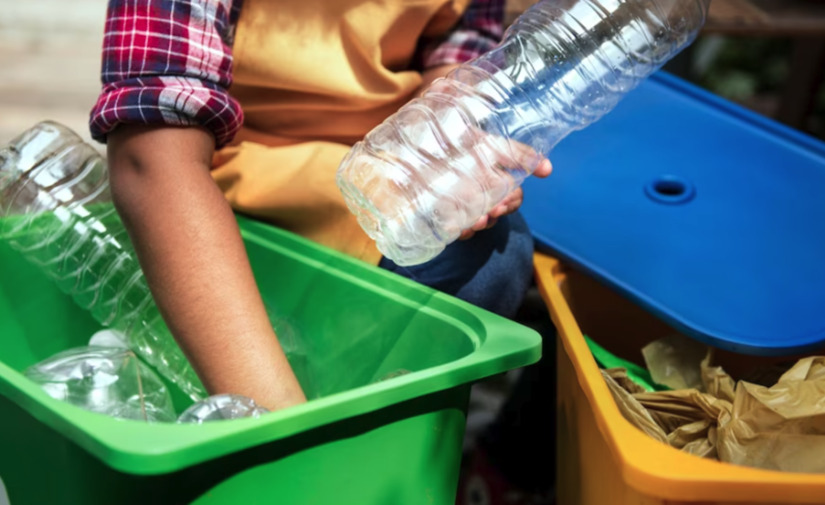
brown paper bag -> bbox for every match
[602,369,669,445]
[603,343,825,472]
[717,357,825,473]
[603,364,731,459]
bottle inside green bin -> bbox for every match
[0,121,207,401]
[24,345,177,423]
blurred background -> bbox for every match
[0,0,105,149]
[2,0,824,148]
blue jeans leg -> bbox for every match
[378,211,535,320]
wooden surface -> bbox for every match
[0,0,106,150]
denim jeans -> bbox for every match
[381,211,556,494]
[378,211,535,320]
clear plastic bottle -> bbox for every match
[337,0,711,266]
[177,393,269,424]
[24,346,177,423]
[0,121,207,401]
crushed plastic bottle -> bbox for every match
[177,394,269,424]
[337,0,711,266]
[0,121,207,400]
[24,346,176,423]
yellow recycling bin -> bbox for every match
[533,252,825,505]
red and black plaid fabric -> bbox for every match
[419,0,505,69]
[89,0,505,148]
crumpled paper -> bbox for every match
[717,357,825,473]
[641,334,708,390]
[602,338,825,473]
[602,356,732,460]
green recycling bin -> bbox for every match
[0,215,541,505]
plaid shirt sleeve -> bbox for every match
[419,0,506,69]
[89,0,244,148]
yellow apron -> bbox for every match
[213,0,470,264]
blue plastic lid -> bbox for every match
[521,72,825,356]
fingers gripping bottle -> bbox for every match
[337,0,711,266]
[0,121,207,401]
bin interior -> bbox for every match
[0,215,541,475]
[559,260,823,380]
[0,217,476,397]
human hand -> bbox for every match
[458,141,552,240]
[397,64,554,242]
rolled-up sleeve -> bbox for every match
[89,0,244,148]
[419,0,506,69]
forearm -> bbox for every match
[107,125,306,411]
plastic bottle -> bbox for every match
[337,0,711,266]
[0,121,207,401]
[177,394,269,423]
[24,346,177,423]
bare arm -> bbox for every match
[107,125,306,411]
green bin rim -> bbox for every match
[0,216,541,475]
